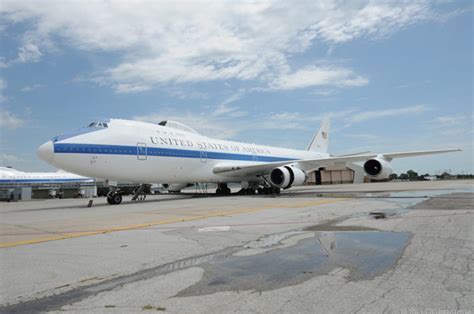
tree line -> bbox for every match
[389,170,474,181]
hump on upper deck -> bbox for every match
[158,120,199,134]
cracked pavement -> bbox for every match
[0,180,472,313]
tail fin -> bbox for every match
[307,118,330,153]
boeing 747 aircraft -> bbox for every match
[37,119,460,204]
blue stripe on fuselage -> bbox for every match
[54,143,297,163]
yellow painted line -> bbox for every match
[0,198,345,248]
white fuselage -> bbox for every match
[38,119,328,184]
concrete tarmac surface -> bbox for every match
[0,180,473,313]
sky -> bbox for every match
[0,0,472,175]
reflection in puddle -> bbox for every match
[177,231,410,297]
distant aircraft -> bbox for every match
[0,166,94,188]
[37,119,460,205]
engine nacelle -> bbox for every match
[363,157,393,180]
[269,165,307,189]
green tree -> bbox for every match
[399,173,409,180]
[440,171,451,180]
[389,173,398,181]
[406,170,419,181]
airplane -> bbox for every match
[36,119,460,205]
[0,166,95,200]
[0,166,94,188]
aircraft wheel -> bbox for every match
[216,186,231,195]
[107,195,114,205]
[112,193,122,204]
[107,193,122,205]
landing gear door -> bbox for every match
[137,142,147,160]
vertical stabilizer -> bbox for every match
[307,118,330,153]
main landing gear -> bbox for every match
[241,181,281,195]
[216,183,231,196]
[107,187,123,205]
[237,181,281,196]
[237,186,280,195]
[132,184,148,201]
[107,192,122,205]
[257,187,281,195]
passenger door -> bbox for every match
[200,148,207,163]
[252,145,258,162]
[137,142,147,160]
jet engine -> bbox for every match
[363,157,393,180]
[269,165,307,189]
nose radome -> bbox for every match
[37,140,54,164]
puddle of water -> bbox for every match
[244,231,304,249]
[309,188,473,208]
[350,189,474,218]
[387,189,473,206]
[177,231,410,297]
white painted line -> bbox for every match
[198,226,231,232]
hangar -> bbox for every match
[307,164,367,185]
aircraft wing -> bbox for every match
[213,149,461,177]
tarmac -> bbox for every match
[0,180,472,313]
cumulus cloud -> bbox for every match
[432,114,468,126]
[135,113,242,139]
[113,83,151,94]
[348,105,430,123]
[132,104,435,139]
[270,66,368,90]
[0,0,438,92]
[21,83,44,92]
[0,57,8,68]
[17,43,42,63]
[430,114,473,137]
[0,107,25,129]
[133,104,249,139]
[0,78,6,102]
[262,106,430,130]
[262,109,356,130]
[0,153,24,164]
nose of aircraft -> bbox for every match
[37,140,54,164]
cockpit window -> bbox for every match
[158,120,198,134]
[88,122,108,128]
